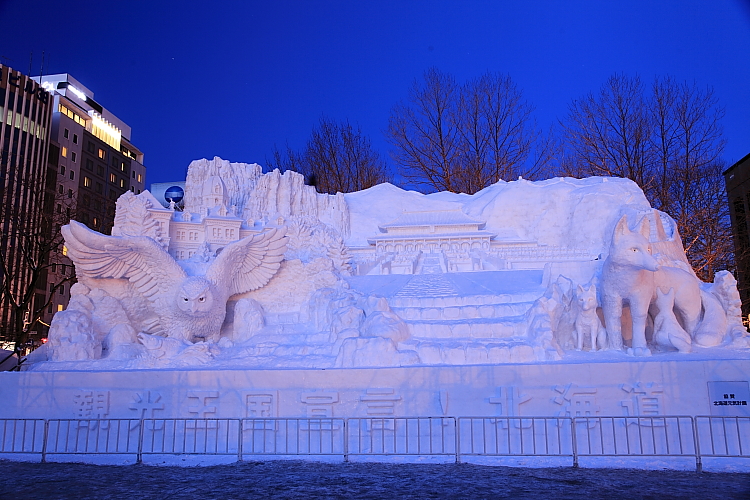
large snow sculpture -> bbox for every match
[62,220,286,343]
[599,214,738,356]
[601,215,701,356]
[36,157,748,371]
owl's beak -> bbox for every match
[190,302,198,313]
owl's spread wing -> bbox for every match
[62,220,187,301]
[205,227,287,297]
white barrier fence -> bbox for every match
[458,417,573,459]
[1,416,748,470]
[347,417,456,458]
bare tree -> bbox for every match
[559,74,731,279]
[266,143,305,175]
[671,162,732,281]
[559,74,652,187]
[267,118,390,194]
[455,73,538,191]
[0,158,76,361]
[387,68,545,194]
[386,68,462,192]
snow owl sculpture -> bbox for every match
[61,220,287,343]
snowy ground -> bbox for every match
[2,460,749,499]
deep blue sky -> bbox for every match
[2,1,749,188]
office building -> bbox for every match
[724,152,750,318]
[0,65,53,347]
[32,74,147,332]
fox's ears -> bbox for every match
[636,216,650,240]
[613,215,651,242]
[613,215,629,241]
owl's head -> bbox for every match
[176,277,215,316]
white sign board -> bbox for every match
[707,381,750,416]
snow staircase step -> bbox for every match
[406,317,527,339]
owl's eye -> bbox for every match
[199,297,205,302]
[183,297,189,302]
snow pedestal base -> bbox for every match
[2,355,749,420]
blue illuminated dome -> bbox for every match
[164,185,184,204]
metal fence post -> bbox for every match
[41,420,49,463]
[343,418,348,462]
[136,418,145,464]
[455,418,461,463]
[238,419,243,462]
[570,417,579,468]
[692,417,702,473]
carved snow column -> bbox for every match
[275,170,293,217]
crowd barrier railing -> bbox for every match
[457,417,574,463]
[0,415,747,470]
[240,418,345,458]
[346,417,455,460]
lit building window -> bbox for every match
[61,146,67,158]
[88,111,121,150]
[83,176,92,187]
[58,104,86,126]
[110,173,116,184]
[98,149,105,159]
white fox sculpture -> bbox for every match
[652,287,692,353]
[574,284,607,352]
[601,215,702,355]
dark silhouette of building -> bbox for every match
[0,65,53,347]
[724,152,750,319]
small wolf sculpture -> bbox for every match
[601,215,701,356]
[574,284,606,352]
[652,287,692,353]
